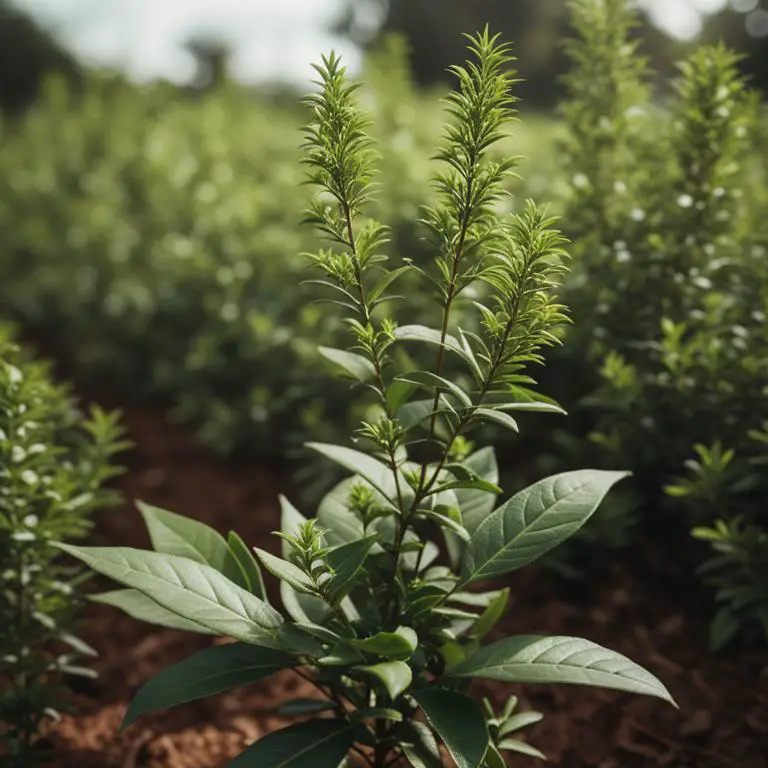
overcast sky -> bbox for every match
[12,0,732,85]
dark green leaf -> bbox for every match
[123,642,294,726]
[325,535,377,600]
[275,699,338,715]
[228,719,355,768]
[350,627,418,659]
[355,661,412,700]
[395,371,472,408]
[412,689,489,768]
[469,588,509,640]
[473,408,519,433]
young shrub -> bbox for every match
[57,32,675,767]
[0,326,128,764]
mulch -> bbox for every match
[32,392,768,767]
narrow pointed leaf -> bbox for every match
[255,548,315,594]
[412,689,489,768]
[447,635,676,704]
[469,588,509,639]
[228,719,356,768]
[57,544,283,643]
[455,448,500,537]
[137,501,229,570]
[497,739,546,759]
[460,470,630,585]
[395,371,472,408]
[123,642,294,726]
[226,531,267,600]
[91,589,216,635]
[473,408,519,433]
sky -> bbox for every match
[11,0,735,86]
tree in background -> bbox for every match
[0,1,78,113]
[337,0,765,106]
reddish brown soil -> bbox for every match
[39,398,768,768]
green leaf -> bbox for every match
[228,719,355,768]
[281,583,329,624]
[447,635,676,705]
[368,265,413,304]
[123,642,294,727]
[306,443,407,505]
[255,548,315,594]
[395,371,472,408]
[226,531,267,600]
[469,588,509,640]
[351,707,403,722]
[496,401,566,415]
[318,346,376,382]
[419,508,471,543]
[91,589,216,635]
[400,722,442,768]
[386,378,419,413]
[279,496,308,557]
[473,408,519,433]
[497,739,546,760]
[355,660,412,700]
[499,711,544,736]
[324,535,377,599]
[455,448,500,537]
[57,544,283,643]
[460,470,630,585]
[137,501,229,571]
[275,699,339,715]
[351,626,418,659]
[412,689,489,768]
[395,325,464,357]
[484,743,507,768]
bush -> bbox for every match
[0,325,127,764]
[58,31,675,768]
[541,0,768,646]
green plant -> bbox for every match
[0,325,128,765]
[57,32,674,767]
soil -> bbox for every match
[34,393,768,768]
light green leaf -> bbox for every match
[447,635,676,704]
[460,470,630,585]
[351,626,418,659]
[57,544,283,644]
[318,346,375,382]
[497,739,546,760]
[306,443,407,505]
[395,325,464,357]
[355,660,412,700]
[280,582,329,624]
[137,501,229,570]
[412,689,489,768]
[325,536,377,599]
[255,548,314,594]
[368,264,413,304]
[395,371,472,408]
[499,711,544,736]
[123,642,294,726]
[91,589,216,635]
[226,531,267,600]
[473,408,519,433]
[228,719,355,767]
[496,401,566,415]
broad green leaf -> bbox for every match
[275,699,339,715]
[469,588,509,640]
[400,722,442,768]
[306,443,408,505]
[355,660,412,700]
[325,536,377,599]
[455,448,500,537]
[317,477,366,547]
[473,408,519,433]
[397,399,439,432]
[137,501,229,570]
[274,624,325,658]
[255,548,314,594]
[412,689,489,768]
[226,531,267,600]
[228,719,355,768]
[123,642,294,726]
[447,635,676,704]
[57,544,283,644]
[91,589,216,635]
[460,470,630,585]
[351,626,418,658]
[395,371,472,408]
[419,508,470,543]
[280,582,329,624]
[386,378,419,412]
[318,346,375,382]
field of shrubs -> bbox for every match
[1,1,767,766]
